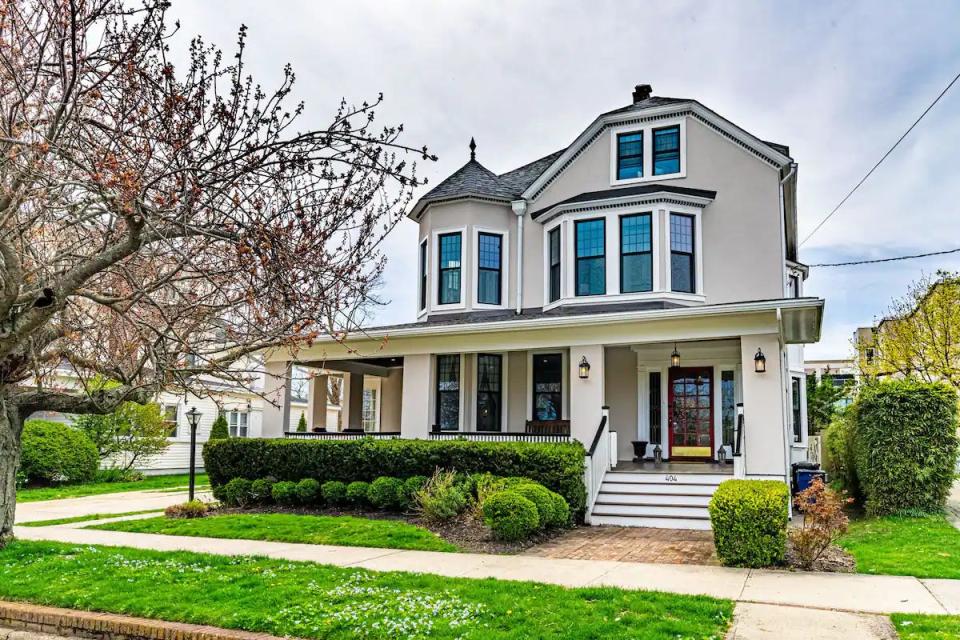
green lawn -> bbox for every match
[838,515,960,579]
[16,474,209,502]
[90,513,459,553]
[891,614,960,639]
[0,541,732,639]
[20,510,163,527]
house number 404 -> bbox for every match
[664,474,678,482]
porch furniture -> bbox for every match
[525,420,570,436]
[631,440,648,462]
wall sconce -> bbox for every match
[754,347,766,373]
[578,356,591,379]
[670,344,681,368]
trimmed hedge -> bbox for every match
[823,411,859,499]
[709,479,789,568]
[852,379,959,516]
[20,420,98,484]
[204,438,587,518]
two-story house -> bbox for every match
[261,85,824,529]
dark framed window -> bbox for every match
[791,376,802,443]
[476,354,502,431]
[721,370,736,447]
[648,372,661,445]
[789,274,800,298]
[419,240,427,311]
[575,218,605,296]
[616,131,643,180]
[620,213,653,293]
[670,213,695,293]
[532,353,562,421]
[548,227,561,303]
[653,125,681,175]
[437,232,461,305]
[477,232,502,305]
[435,354,460,431]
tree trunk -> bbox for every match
[0,399,23,549]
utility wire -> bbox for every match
[809,246,960,267]
[800,68,960,247]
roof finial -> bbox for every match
[469,137,476,161]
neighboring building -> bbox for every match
[262,85,824,529]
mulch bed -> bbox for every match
[784,541,856,573]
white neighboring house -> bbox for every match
[261,85,825,529]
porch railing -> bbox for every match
[428,431,570,443]
[284,431,401,440]
[583,406,611,523]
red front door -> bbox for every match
[668,367,714,460]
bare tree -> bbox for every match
[0,0,433,545]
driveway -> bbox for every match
[15,489,212,524]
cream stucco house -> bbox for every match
[262,85,824,529]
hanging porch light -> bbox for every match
[670,343,681,368]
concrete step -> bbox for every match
[594,492,712,507]
[605,471,729,485]
[591,502,710,519]
[600,481,718,496]
[590,513,713,530]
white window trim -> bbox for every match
[608,117,687,186]
[471,227,510,310]
[417,237,429,319]
[664,206,705,297]
[362,377,382,432]
[790,372,808,448]
[526,349,569,422]
[542,219,566,309]
[470,351,508,432]
[431,227,467,312]
[163,403,180,440]
[227,409,250,438]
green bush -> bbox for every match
[208,414,230,441]
[295,478,320,504]
[368,477,404,511]
[296,413,307,433]
[271,480,298,506]
[250,478,275,504]
[482,490,540,541]
[346,481,370,507]
[415,470,467,523]
[321,480,347,506]
[402,475,428,506]
[19,420,99,484]
[708,479,789,568]
[852,378,959,516]
[547,491,571,528]
[823,411,859,499]
[94,468,143,483]
[510,483,557,530]
[221,478,253,507]
[165,500,209,519]
[203,437,587,519]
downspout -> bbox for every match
[778,163,797,295]
[511,200,527,314]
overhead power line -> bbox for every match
[800,68,960,247]
[809,246,960,267]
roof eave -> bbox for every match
[530,188,716,223]
[408,193,514,221]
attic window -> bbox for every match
[653,125,681,175]
[616,132,643,180]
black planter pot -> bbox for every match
[631,440,648,462]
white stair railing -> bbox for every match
[583,406,611,524]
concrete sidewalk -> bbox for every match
[15,490,212,524]
[14,523,959,616]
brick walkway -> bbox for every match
[524,525,718,565]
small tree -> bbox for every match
[805,375,849,435]
[789,479,850,570]
[296,412,308,432]
[208,415,230,441]
[74,403,170,471]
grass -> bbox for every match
[89,513,459,553]
[891,614,960,639]
[16,474,209,503]
[0,541,733,639]
[838,514,960,579]
[20,510,163,528]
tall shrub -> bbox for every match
[296,413,307,433]
[708,479,789,568]
[852,378,959,516]
[19,420,99,484]
[822,411,859,500]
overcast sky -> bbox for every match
[169,1,960,359]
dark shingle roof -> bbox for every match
[497,150,565,194]
[419,159,517,201]
[598,96,692,117]
[530,184,717,220]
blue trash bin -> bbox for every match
[795,468,828,494]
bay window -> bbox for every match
[548,227,561,303]
[477,232,502,305]
[575,218,605,296]
[437,232,461,305]
[620,213,653,293]
[670,213,695,293]
[419,240,427,311]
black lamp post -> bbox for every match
[186,406,202,501]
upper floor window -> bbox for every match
[477,232,502,305]
[653,125,681,175]
[419,240,427,311]
[575,218,605,296]
[670,213,695,293]
[620,213,653,293]
[437,232,461,305]
[548,227,561,303]
[616,132,643,180]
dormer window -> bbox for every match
[575,218,605,296]
[616,132,643,180]
[438,232,462,305]
[609,119,685,185]
[653,125,681,175]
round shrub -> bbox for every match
[708,479,789,568]
[368,476,404,511]
[321,480,347,506]
[546,491,571,528]
[19,420,98,484]
[250,478,275,504]
[510,483,557,530]
[271,480,298,506]
[221,477,253,507]
[295,478,320,504]
[482,490,540,541]
[403,475,428,505]
[346,481,370,507]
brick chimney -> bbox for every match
[632,84,652,103]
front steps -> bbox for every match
[589,468,730,530]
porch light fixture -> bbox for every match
[753,347,767,373]
[185,406,202,501]
[670,344,681,368]
[578,356,591,379]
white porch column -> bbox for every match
[262,360,292,438]
[739,334,788,479]
[341,372,365,430]
[400,354,432,439]
[569,344,605,447]
[306,373,328,431]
